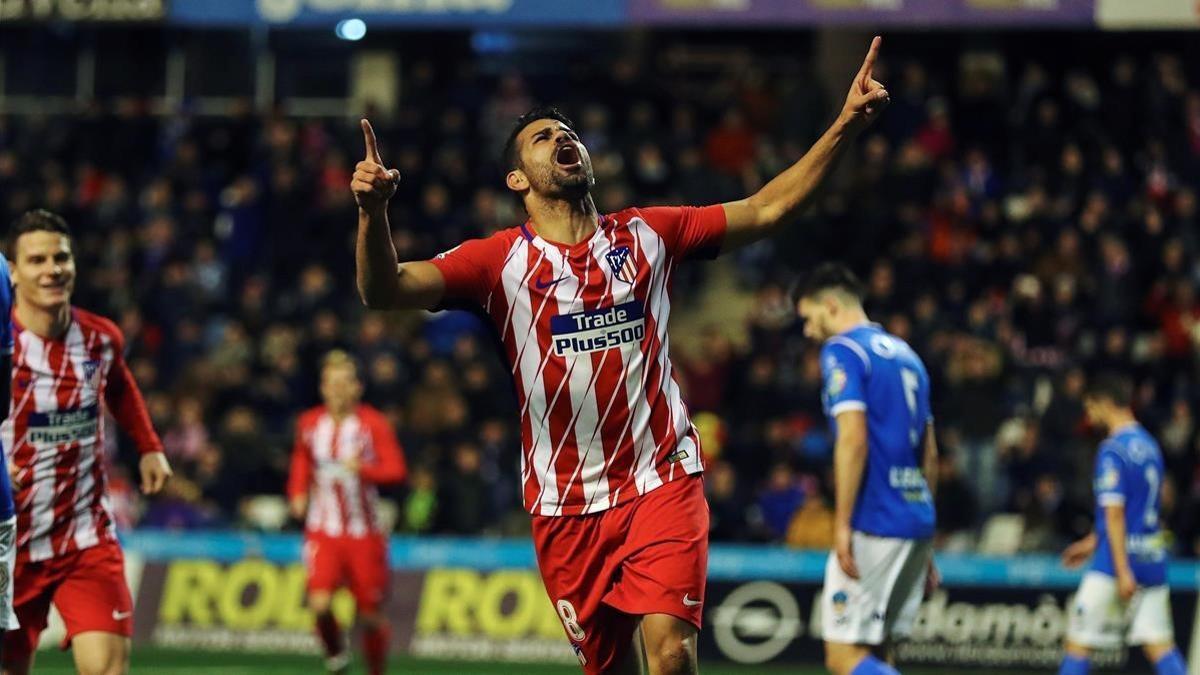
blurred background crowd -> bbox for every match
[2,30,1200,558]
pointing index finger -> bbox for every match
[361,118,382,164]
[857,36,882,86]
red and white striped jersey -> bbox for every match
[429,205,727,517]
[1,308,163,564]
[287,404,407,538]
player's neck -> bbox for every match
[831,310,870,336]
[15,300,71,340]
[1106,410,1137,434]
[525,194,599,246]
[327,404,354,421]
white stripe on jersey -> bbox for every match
[311,417,342,537]
[540,240,608,516]
[562,273,615,513]
[506,244,562,511]
[626,219,666,495]
[586,225,652,508]
[528,241,583,514]
[338,418,368,537]
[23,332,56,561]
[581,231,640,512]
[636,217,701,479]
[67,323,100,552]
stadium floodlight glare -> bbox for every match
[335,19,367,41]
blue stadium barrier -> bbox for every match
[123,530,1200,590]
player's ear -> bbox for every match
[506,169,528,193]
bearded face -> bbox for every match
[509,119,595,200]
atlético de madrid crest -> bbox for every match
[605,246,636,283]
[83,359,102,387]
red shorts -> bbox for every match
[303,533,389,614]
[532,474,709,674]
[3,540,133,663]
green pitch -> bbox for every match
[29,648,1078,674]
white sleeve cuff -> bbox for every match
[830,401,867,416]
[1097,494,1125,507]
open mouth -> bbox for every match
[555,143,582,170]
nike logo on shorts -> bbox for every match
[682,594,702,607]
[112,610,132,621]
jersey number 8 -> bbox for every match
[556,599,586,641]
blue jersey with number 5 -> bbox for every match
[1092,423,1167,585]
[820,324,935,539]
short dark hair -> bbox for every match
[9,209,71,256]
[1084,372,1134,408]
[502,105,575,171]
[792,262,866,305]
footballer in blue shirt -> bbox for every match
[0,250,18,652]
[795,264,937,675]
[1058,373,1186,675]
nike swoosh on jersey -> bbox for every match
[535,275,570,290]
[682,594,702,607]
[112,609,133,621]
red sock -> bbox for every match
[362,622,390,675]
[315,611,344,658]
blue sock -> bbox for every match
[1155,648,1187,675]
[1058,654,1089,675]
[850,655,900,675]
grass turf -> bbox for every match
[29,648,1058,674]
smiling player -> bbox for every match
[1,210,172,675]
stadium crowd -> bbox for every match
[1,35,1199,558]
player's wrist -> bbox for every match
[359,204,388,220]
[833,111,861,137]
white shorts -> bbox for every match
[1067,571,1173,648]
[821,532,932,646]
[0,516,16,630]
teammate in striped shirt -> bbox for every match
[352,38,891,674]
[288,350,407,675]
[1,210,173,675]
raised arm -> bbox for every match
[720,36,889,252]
[352,119,447,310]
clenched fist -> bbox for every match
[351,118,401,213]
